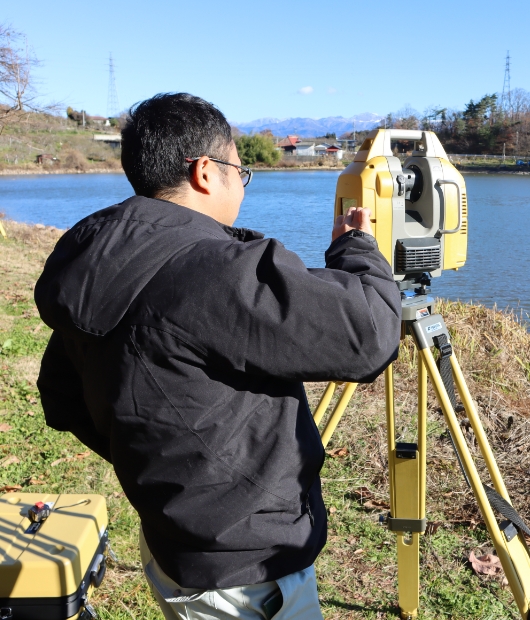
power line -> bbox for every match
[501,50,511,112]
[107,53,120,118]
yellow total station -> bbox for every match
[335,129,467,283]
[314,129,530,620]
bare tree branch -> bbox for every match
[0,23,58,134]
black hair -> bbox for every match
[121,93,233,198]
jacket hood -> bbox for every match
[34,195,263,338]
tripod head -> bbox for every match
[334,129,468,292]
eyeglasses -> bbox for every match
[185,156,253,188]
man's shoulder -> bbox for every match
[69,196,214,234]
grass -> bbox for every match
[1,219,530,619]
[452,158,530,172]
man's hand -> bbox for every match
[332,207,373,242]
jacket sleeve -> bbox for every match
[37,331,112,462]
[161,230,402,383]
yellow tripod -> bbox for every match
[313,305,530,620]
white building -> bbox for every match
[294,142,316,156]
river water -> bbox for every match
[0,171,529,320]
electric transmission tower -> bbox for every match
[107,53,120,119]
[501,50,511,113]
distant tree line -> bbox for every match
[66,107,123,128]
[342,92,530,155]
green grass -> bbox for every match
[0,319,161,617]
[454,159,529,172]
[315,451,519,619]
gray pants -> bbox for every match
[139,528,323,619]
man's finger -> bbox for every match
[360,208,372,226]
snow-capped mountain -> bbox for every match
[232,113,382,138]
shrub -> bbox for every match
[234,134,281,167]
[62,149,88,171]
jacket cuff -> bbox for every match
[327,229,378,253]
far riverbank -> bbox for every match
[1,163,530,176]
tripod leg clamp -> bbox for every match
[386,516,427,533]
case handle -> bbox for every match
[90,553,107,588]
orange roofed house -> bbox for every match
[277,135,300,155]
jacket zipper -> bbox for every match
[301,386,321,529]
[305,494,314,527]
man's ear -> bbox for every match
[189,156,217,195]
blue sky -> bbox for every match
[3,1,529,123]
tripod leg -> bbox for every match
[416,339,530,619]
[320,382,358,448]
[450,355,510,500]
[385,365,396,517]
[313,382,338,426]
[390,358,427,620]
[418,356,427,523]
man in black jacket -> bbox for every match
[35,93,401,619]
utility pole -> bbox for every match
[501,51,512,115]
[107,53,120,120]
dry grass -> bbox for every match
[307,296,530,522]
[0,112,123,171]
[0,218,63,253]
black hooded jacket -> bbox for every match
[35,195,401,589]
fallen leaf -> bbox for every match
[0,423,13,432]
[354,548,364,555]
[0,484,22,492]
[50,451,90,467]
[469,551,504,576]
[1,455,20,467]
[27,477,45,485]
[326,447,349,458]
[329,506,337,514]
[426,521,443,535]
[363,499,390,510]
[25,410,34,416]
[32,324,42,334]
[351,486,374,501]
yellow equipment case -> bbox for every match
[0,492,109,620]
